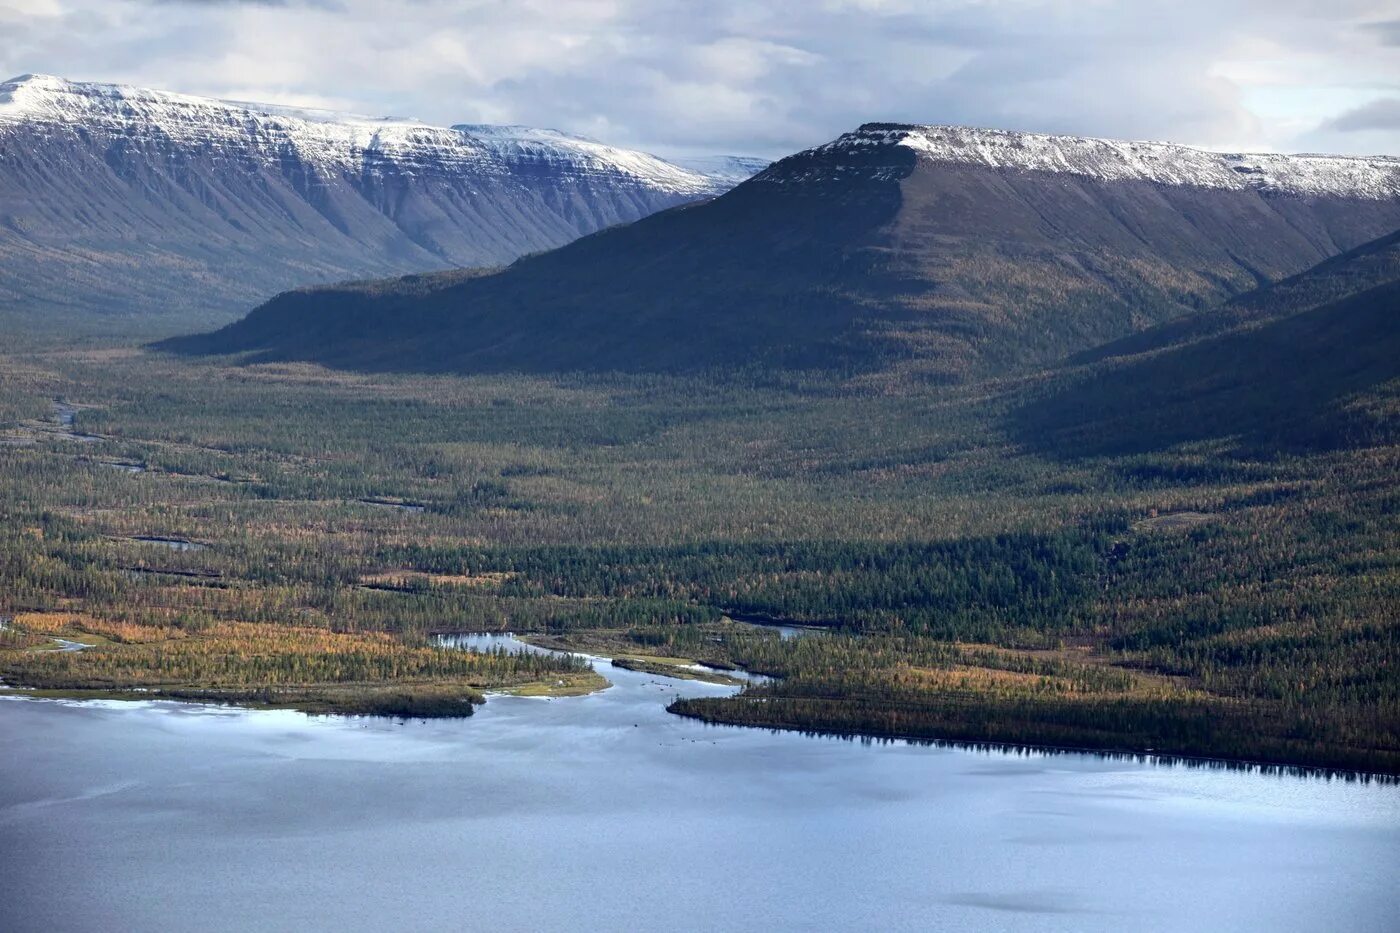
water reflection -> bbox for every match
[99,460,147,473]
[50,400,103,442]
[357,497,426,512]
[724,611,828,640]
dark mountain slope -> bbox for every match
[167,124,1400,377]
[1013,230,1400,456]
[162,138,915,371]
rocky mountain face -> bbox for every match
[167,121,1400,377]
[0,74,753,318]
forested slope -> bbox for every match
[1014,228,1400,456]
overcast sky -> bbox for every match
[3,0,1398,159]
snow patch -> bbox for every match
[451,124,721,194]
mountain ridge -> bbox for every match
[0,73,759,319]
[0,74,724,192]
[1076,227,1400,363]
[824,123,1400,198]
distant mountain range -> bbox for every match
[169,121,1400,378]
[0,74,762,318]
[668,155,774,184]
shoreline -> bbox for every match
[666,701,1400,782]
[5,682,1392,785]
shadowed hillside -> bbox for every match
[1076,227,1400,364]
[1013,229,1400,457]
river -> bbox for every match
[0,640,1396,933]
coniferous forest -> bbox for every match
[1,312,1395,774]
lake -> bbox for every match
[1,647,1396,933]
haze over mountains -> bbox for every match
[0,74,761,319]
[172,122,1400,379]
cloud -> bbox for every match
[1363,18,1400,46]
[1,0,1398,158]
[1323,97,1400,132]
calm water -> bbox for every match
[99,460,146,473]
[50,400,101,443]
[436,631,774,684]
[130,536,206,551]
[1,647,1397,933]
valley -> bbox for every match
[5,5,1399,930]
[2,301,1395,773]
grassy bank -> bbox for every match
[0,612,599,716]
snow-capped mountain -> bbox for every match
[173,120,1400,379]
[449,125,750,193]
[0,74,756,318]
[805,123,1400,197]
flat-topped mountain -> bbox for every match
[0,74,753,319]
[167,122,1400,376]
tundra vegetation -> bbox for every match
[0,330,1395,772]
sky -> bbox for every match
[2,0,1398,160]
